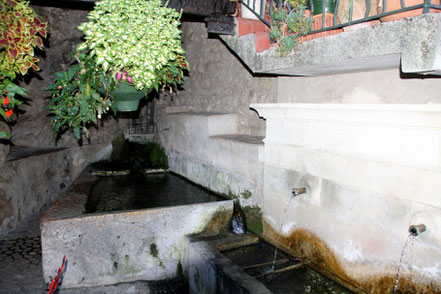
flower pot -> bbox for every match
[337,0,380,23]
[379,0,441,22]
[109,83,146,112]
[309,0,338,15]
[301,0,342,42]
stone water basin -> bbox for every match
[41,167,233,288]
[222,242,354,294]
[187,236,354,294]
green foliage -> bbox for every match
[145,142,168,168]
[0,73,26,138]
[270,0,312,56]
[77,0,189,92]
[0,0,47,78]
[0,0,45,139]
[48,0,189,142]
[46,52,116,141]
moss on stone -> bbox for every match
[150,243,158,258]
[176,261,183,276]
[109,131,127,162]
[240,190,252,199]
[242,205,263,236]
[227,189,238,200]
[116,255,139,276]
[194,268,202,292]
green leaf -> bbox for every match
[0,131,10,139]
[76,43,88,52]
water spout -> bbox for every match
[408,224,426,236]
[292,187,306,197]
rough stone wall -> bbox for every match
[0,6,125,235]
[158,21,277,137]
[0,144,112,235]
[10,6,125,147]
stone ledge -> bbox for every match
[211,134,264,145]
[221,14,441,76]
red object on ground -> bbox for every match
[48,256,66,294]
[5,109,13,117]
[2,96,9,105]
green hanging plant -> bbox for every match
[46,52,115,141]
[0,73,25,139]
[48,0,189,142]
[0,0,47,139]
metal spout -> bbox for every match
[292,187,306,197]
[409,224,426,236]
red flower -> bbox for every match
[2,96,10,105]
[5,109,13,117]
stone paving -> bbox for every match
[0,215,189,294]
[0,215,44,294]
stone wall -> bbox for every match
[253,103,441,293]
[0,6,126,235]
[265,71,441,293]
[156,19,441,293]
[156,22,277,234]
[11,6,125,147]
[158,21,277,137]
[277,68,441,104]
[0,144,112,235]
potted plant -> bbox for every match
[309,0,338,15]
[270,0,312,56]
[0,0,47,139]
[47,0,189,141]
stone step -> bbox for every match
[165,107,240,136]
[210,134,264,145]
[6,146,66,162]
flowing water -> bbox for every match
[271,195,295,270]
[393,233,413,293]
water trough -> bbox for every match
[40,167,234,288]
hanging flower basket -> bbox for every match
[104,83,147,112]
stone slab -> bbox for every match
[221,14,441,75]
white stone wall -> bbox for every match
[156,110,264,209]
[156,19,441,292]
[277,68,441,104]
[253,103,441,292]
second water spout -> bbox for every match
[408,224,426,236]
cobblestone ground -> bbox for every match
[0,216,45,294]
[0,215,189,294]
